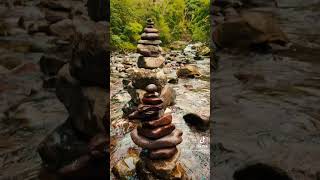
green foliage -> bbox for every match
[111,0,210,51]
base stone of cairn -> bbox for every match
[130,84,187,179]
[137,18,164,69]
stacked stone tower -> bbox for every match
[130,84,186,179]
[37,19,109,180]
[137,18,165,69]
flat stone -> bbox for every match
[137,44,161,57]
[138,39,161,45]
[144,28,159,33]
[128,109,164,121]
[144,92,160,98]
[138,124,175,139]
[143,148,180,176]
[141,33,160,40]
[130,68,167,90]
[131,128,183,149]
[137,104,164,113]
[137,56,165,69]
[142,97,163,105]
[148,147,178,159]
[143,113,172,128]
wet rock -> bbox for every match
[138,124,175,139]
[143,148,181,177]
[177,64,201,78]
[240,10,289,45]
[131,128,183,150]
[233,163,293,180]
[198,45,211,56]
[137,44,161,57]
[7,91,67,129]
[148,147,178,160]
[137,56,165,69]
[213,10,289,49]
[112,155,139,179]
[141,33,160,40]
[130,68,167,90]
[183,113,210,131]
[143,113,172,128]
[169,41,188,50]
[142,97,163,105]
[143,28,159,33]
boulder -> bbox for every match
[176,64,201,78]
[137,56,165,69]
[130,68,167,90]
[137,44,161,57]
[213,10,289,49]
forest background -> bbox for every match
[111,0,210,51]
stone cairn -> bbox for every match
[37,19,109,180]
[137,18,165,69]
[130,82,185,180]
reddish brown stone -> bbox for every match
[138,124,175,139]
[141,33,160,40]
[142,97,163,105]
[148,147,177,159]
[138,104,163,113]
[144,28,159,33]
[131,129,183,150]
[143,113,172,128]
[143,92,159,98]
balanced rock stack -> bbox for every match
[37,18,109,180]
[137,18,165,69]
[130,84,186,179]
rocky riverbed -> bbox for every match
[212,0,320,179]
[110,43,210,179]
